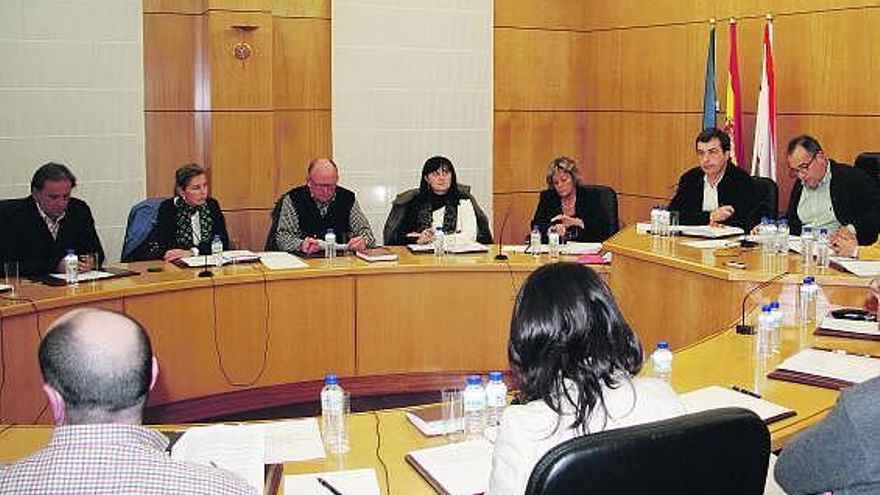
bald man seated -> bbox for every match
[271,157,376,254]
[0,309,255,495]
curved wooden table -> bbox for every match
[604,226,873,353]
[0,248,608,424]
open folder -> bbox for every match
[815,316,880,341]
[768,348,880,390]
[406,440,493,495]
[679,386,795,425]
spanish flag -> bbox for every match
[724,19,747,171]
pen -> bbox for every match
[317,477,344,495]
[731,385,762,399]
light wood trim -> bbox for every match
[273,17,331,110]
[272,0,329,19]
[222,208,273,251]
[274,110,332,196]
[144,14,201,111]
[494,0,587,30]
[144,0,206,14]
[207,112,276,209]
[204,11,274,110]
[145,112,209,198]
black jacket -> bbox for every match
[4,196,105,275]
[668,162,762,231]
[383,184,493,246]
[531,186,615,242]
[786,160,880,245]
[152,197,230,257]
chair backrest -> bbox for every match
[525,408,770,495]
[121,198,164,262]
[0,198,27,266]
[854,152,880,184]
[264,196,285,251]
[752,176,779,219]
[583,184,619,236]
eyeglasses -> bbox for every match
[789,153,817,175]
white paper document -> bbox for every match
[775,348,880,384]
[678,225,744,238]
[506,242,602,255]
[49,270,116,282]
[406,439,493,495]
[408,242,489,254]
[257,251,309,270]
[170,424,265,495]
[832,259,880,278]
[178,250,260,268]
[284,468,381,495]
[819,317,880,336]
[680,386,794,423]
[243,418,325,464]
[681,239,740,249]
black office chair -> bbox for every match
[0,198,27,273]
[854,152,880,185]
[752,176,779,220]
[583,184,619,237]
[524,408,770,495]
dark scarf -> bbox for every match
[417,190,461,234]
[175,198,213,248]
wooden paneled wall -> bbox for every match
[494,0,880,243]
[145,1,880,248]
[144,0,330,250]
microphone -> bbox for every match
[494,203,513,261]
[198,251,213,278]
[735,271,789,334]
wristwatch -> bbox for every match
[190,247,199,257]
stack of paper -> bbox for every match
[678,225,744,238]
[257,252,309,270]
[832,259,880,278]
[178,250,260,268]
[407,242,489,254]
[679,386,795,424]
[406,440,493,495]
[769,348,880,389]
[816,317,880,341]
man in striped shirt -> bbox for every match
[0,309,255,495]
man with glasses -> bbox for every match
[271,157,375,254]
[669,128,762,231]
[784,135,880,248]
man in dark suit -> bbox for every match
[4,162,104,276]
[669,128,762,231]
[784,135,880,247]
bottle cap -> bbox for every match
[778,218,787,225]
[325,373,339,385]
[466,375,482,386]
[66,249,75,255]
[804,276,815,284]
[762,305,771,312]
[761,216,769,223]
[326,228,334,234]
[488,371,503,381]
[804,227,813,233]
[770,301,780,309]
[656,340,669,350]
[820,228,828,234]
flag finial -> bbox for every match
[729,18,736,24]
[710,18,716,25]
[765,13,773,21]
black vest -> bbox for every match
[287,185,356,243]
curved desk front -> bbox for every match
[1,249,606,424]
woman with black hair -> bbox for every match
[152,164,229,261]
[487,262,684,495]
[382,155,493,246]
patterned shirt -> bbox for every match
[0,424,256,495]
[798,162,842,233]
[274,190,376,252]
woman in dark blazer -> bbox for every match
[153,164,229,261]
[531,156,615,242]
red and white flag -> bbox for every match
[751,17,777,180]
[723,19,746,171]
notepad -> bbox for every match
[178,250,260,268]
[679,386,796,425]
[285,469,381,495]
[406,404,458,437]
[769,348,880,389]
[257,252,309,270]
[816,317,880,341]
[48,270,118,282]
[407,242,489,254]
[242,418,326,464]
[678,225,744,238]
[355,247,399,262]
[832,259,880,277]
[406,440,493,495]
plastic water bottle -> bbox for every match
[769,301,782,354]
[756,305,773,358]
[547,229,561,261]
[776,219,790,254]
[320,374,349,454]
[529,225,541,257]
[651,341,673,384]
[801,227,814,270]
[484,371,507,428]
[816,228,831,269]
[462,375,486,440]
[64,249,79,286]
[324,228,337,260]
[433,226,446,258]
[798,276,818,326]
[211,234,223,267]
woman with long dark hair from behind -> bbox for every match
[487,262,685,495]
